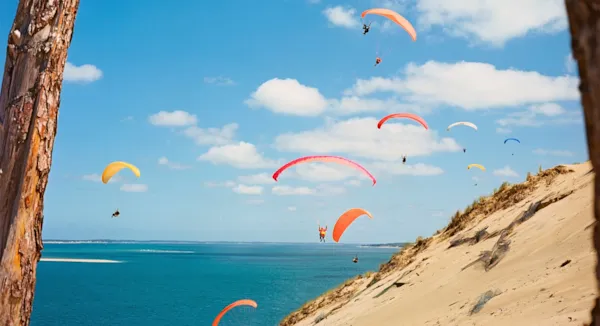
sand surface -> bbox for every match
[287,162,597,326]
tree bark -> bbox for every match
[0,0,79,325]
[565,0,600,325]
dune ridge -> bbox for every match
[281,162,596,326]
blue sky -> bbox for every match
[0,0,586,243]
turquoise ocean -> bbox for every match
[32,242,398,326]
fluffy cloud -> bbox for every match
[344,61,579,110]
[232,184,263,195]
[158,157,190,170]
[496,103,581,128]
[237,173,275,184]
[63,62,103,83]
[120,184,148,192]
[322,6,360,28]
[288,206,297,211]
[271,184,346,196]
[245,78,329,116]
[415,0,568,47]
[204,181,236,188]
[493,166,519,178]
[204,76,236,86]
[149,110,197,126]
[344,179,362,186]
[183,123,238,146]
[82,173,120,183]
[274,117,460,161]
[532,148,574,157]
[198,142,279,169]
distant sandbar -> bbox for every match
[40,258,122,263]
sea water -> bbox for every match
[32,242,398,326]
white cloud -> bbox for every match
[245,78,328,116]
[183,123,238,146]
[368,162,444,176]
[198,142,278,169]
[565,53,577,74]
[288,206,297,211]
[204,76,236,86]
[237,173,275,184]
[344,179,362,186]
[533,148,574,157]
[232,184,263,195]
[322,6,360,29]
[149,110,197,127]
[120,184,148,192]
[157,156,190,170]
[493,166,519,178]
[274,117,460,161]
[121,116,134,122]
[316,184,347,196]
[344,61,579,110]
[496,103,580,128]
[63,62,103,83]
[286,163,366,182]
[272,185,317,196]
[496,127,512,134]
[416,0,568,47]
[82,173,121,183]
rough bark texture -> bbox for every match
[0,0,79,325]
[565,0,600,325]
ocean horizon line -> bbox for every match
[42,239,409,246]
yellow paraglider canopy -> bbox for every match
[467,164,485,171]
[101,161,140,184]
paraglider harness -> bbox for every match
[352,256,358,263]
[402,156,406,164]
[362,23,371,35]
[112,209,120,218]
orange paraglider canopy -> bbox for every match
[212,299,258,326]
[377,113,428,130]
[361,8,417,41]
[332,208,373,243]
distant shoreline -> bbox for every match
[40,258,122,263]
[43,240,408,246]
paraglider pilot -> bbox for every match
[463,148,466,153]
[112,209,120,218]
[352,255,359,263]
[374,57,382,67]
[318,225,328,242]
[362,23,371,35]
[402,155,407,164]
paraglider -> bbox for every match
[212,299,258,326]
[333,208,373,243]
[111,209,120,218]
[101,161,140,184]
[362,23,371,35]
[318,225,328,242]
[361,8,417,41]
[374,57,382,67]
[467,164,486,171]
[273,156,376,186]
[447,121,478,131]
[504,138,520,144]
[377,113,428,130]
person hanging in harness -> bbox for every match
[402,155,407,164]
[362,23,371,35]
[318,225,328,242]
[463,148,466,153]
[352,255,359,263]
[374,57,382,67]
[112,209,120,218]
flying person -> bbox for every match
[463,148,466,153]
[112,209,120,218]
[374,57,382,67]
[352,255,359,263]
[362,23,371,35]
[402,155,406,164]
[318,225,328,242]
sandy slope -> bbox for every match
[284,162,597,326]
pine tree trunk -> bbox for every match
[565,0,600,325]
[0,0,80,325]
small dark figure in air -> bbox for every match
[352,255,359,263]
[463,148,466,153]
[402,155,407,164]
[374,57,382,67]
[112,209,120,218]
[474,183,478,186]
[362,23,371,35]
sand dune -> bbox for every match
[282,162,597,326]
[40,258,122,263]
